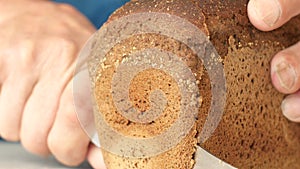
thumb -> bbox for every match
[247,0,300,31]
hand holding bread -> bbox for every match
[248,0,300,122]
[0,0,96,166]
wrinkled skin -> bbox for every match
[0,0,105,168]
[248,0,300,122]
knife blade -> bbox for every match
[194,145,237,169]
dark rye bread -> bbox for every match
[199,1,300,168]
[92,0,300,168]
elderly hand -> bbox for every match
[0,0,107,167]
[248,0,300,122]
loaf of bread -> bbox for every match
[88,0,300,168]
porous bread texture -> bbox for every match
[92,0,300,168]
[94,34,203,168]
[199,1,300,168]
[93,1,206,169]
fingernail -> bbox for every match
[281,98,300,121]
[281,99,291,120]
[252,0,282,26]
[275,61,296,90]
[281,99,287,116]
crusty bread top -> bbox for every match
[91,0,300,168]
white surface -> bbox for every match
[194,146,237,169]
[0,141,91,169]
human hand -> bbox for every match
[0,0,106,167]
[247,0,300,122]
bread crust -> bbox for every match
[92,0,300,168]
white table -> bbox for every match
[0,141,91,169]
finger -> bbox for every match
[281,90,300,122]
[20,77,63,155]
[271,42,300,94]
[87,144,107,169]
[0,72,36,141]
[20,37,77,156]
[47,81,90,166]
[247,0,300,31]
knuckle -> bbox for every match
[60,37,77,51]
[58,3,79,15]
[2,39,36,70]
[52,36,78,53]
[64,109,81,128]
[18,40,36,67]
[45,36,78,64]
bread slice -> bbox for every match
[89,0,300,168]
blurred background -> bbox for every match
[0,0,129,168]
